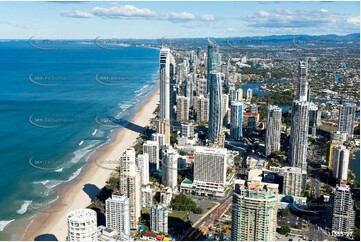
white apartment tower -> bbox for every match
[67,209,97,241]
[332,145,350,181]
[176,96,190,121]
[105,192,131,237]
[143,140,159,172]
[162,148,179,189]
[150,205,169,234]
[136,153,150,185]
[119,148,141,229]
[265,105,282,156]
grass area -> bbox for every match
[319,124,337,132]
[142,208,189,221]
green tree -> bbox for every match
[277,225,291,235]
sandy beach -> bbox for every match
[22,88,159,241]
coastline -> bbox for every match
[22,87,160,241]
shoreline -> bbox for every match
[22,87,160,241]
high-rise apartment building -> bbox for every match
[209,73,223,141]
[136,153,150,185]
[308,103,320,138]
[235,88,243,101]
[160,47,171,120]
[332,145,350,181]
[176,96,190,121]
[67,209,98,241]
[297,61,309,102]
[265,105,282,156]
[194,95,209,122]
[119,148,141,229]
[338,102,356,138]
[143,140,159,172]
[207,40,220,94]
[162,148,179,189]
[105,192,130,237]
[246,88,253,102]
[150,205,169,234]
[231,178,278,241]
[230,101,243,141]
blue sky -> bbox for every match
[0,1,359,39]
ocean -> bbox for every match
[0,40,159,239]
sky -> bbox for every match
[0,1,359,39]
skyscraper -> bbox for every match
[338,102,356,138]
[332,145,350,181]
[289,100,309,170]
[308,103,320,138]
[265,105,282,156]
[105,192,131,237]
[119,148,141,229]
[231,178,278,241]
[160,47,171,120]
[207,40,220,94]
[136,153,150,185]
[162,148,179,189]
[143,140,159,172]
[230,101,243,141]
[67,209,98,241]
[194,95,209,122]
[150,205,169,234]
[246,88,253,102]
[297,61,309,102]
[326,182,355,238]
[222,93,229,121]
[184,74,194,106]
[193,146,227,197]
[176,96,190,121]
[235,88,243,101]
[209,73,223,141]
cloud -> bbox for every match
[244,8,340,28]
[200,14,216,21]
[167,12,196,21]
[346,16,360,25]
[60,10,92,18]
[92,5,157,19]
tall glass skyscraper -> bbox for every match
[207,39,220,94]
[338,102,356,138]
[298,61,309,102]
[265,105,282,156]
[209,73,223,141]
[289,100,309,169]
[230,101,243,140]
[160,47,171,120]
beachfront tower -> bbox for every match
[136,153,150,185]
[105,192,131,237]
[162,148,179,189]
[67,209,97,241]
[119,148,141,229]
[160,47,171,120]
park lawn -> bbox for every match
[142,208,188,221]
[319,124,337,132]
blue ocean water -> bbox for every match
[0,40,159,239]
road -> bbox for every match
[181,196,232,241]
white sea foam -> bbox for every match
[44,180,64,190]
[66,168,82,182]
[16,200,32,214]
[0,219,14,232]
[54,167,63,172]
[78,140,84,146]
[33,180,49,185]
[92,129,97,136]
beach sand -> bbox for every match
[22,88,159,241]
